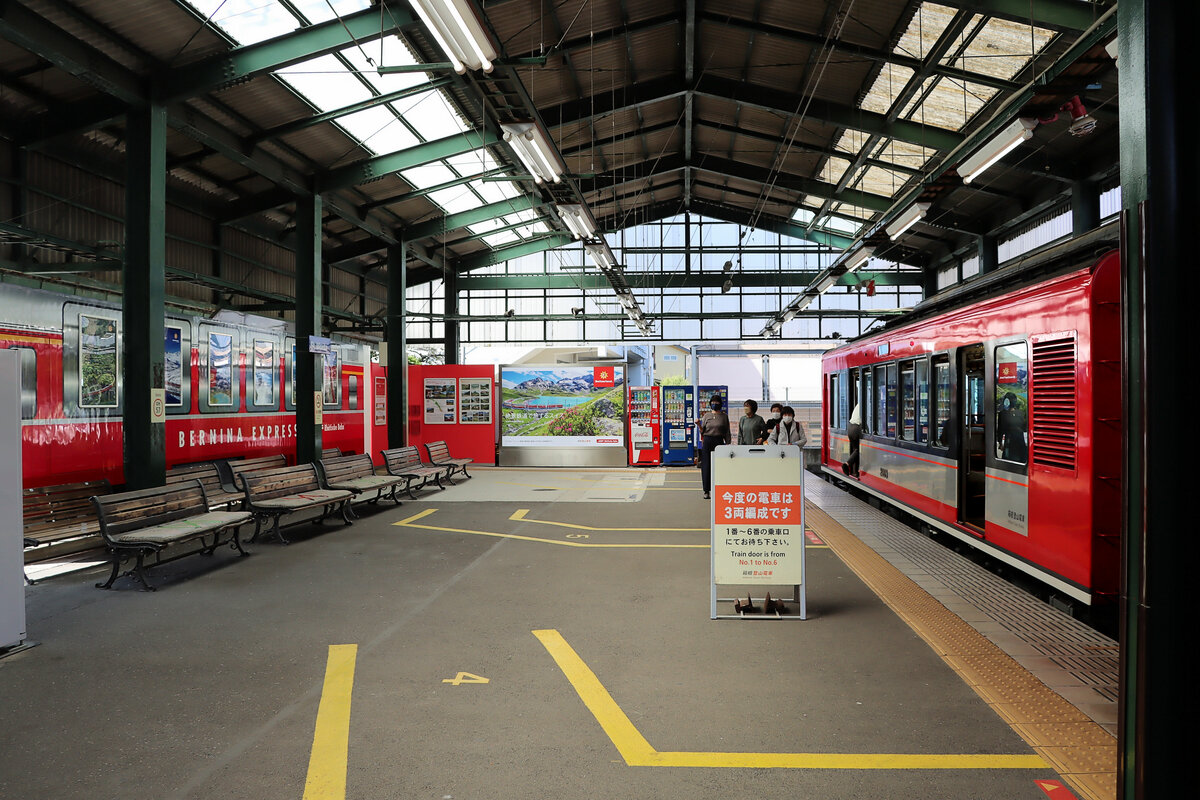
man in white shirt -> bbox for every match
[842,402,862,478]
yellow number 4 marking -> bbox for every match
[442,672,490,686]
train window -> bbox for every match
[8,346,37,419]
[829,373,840,428]
[322,351,340,408]
[900,361,916,440]
[932,355,951,447]
[348,375,360,411]
[252,339,277,408]
[916,359,929,443]
[863,369,874,434]
[79,313,119,408]
[995,342,1029,464]
[874,365,887,437]
[208,332,235,407]
[165,326,183,407]
[885,363,897,438]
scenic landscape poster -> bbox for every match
[501,366,625,446]
[164,326,182,406]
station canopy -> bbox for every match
[0,0,1118,334]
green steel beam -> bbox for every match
[359,166,511,212]
[319,129,501,192]
[294,194,323,464]
[454,234,574,273]
[457,271,918,291]
[403,194,546,241]
[156,5,416,103]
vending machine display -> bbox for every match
[627,385,661,466]
[661,386,695,465]
[696,384,729,449]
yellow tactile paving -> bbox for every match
[805,502,1117,800]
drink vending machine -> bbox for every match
[696,384,729,449]
[627,385,661,466]
[660,386,695,465]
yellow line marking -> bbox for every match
[393,510,707,549]
[510,508,708,531]
[533,629,1047,770]
[302,644,358,800]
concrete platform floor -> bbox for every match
[2,467,1086,799]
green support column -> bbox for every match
[1071,179,1100,236]
[123,104,167,489]
[1118,2,1191,797]
[295,194,323,465]
[386,242,407,449]
[443,267,459,364]
[978,234,998,275]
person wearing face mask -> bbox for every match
[764,402,784,438]
[739,399,768,446]
[696,394,731,499]
[768,405,806,447]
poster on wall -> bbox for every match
[424,377,457,424]
[500,365,625,447]
[208,332,234,407]
[458,377,492,425]
[165,326,183,406]
[374,377,387,426]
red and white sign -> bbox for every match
[998,361,1019,383]
[593,366,615,388]
[715,485,800,524]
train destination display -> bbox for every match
[500,366,625,447]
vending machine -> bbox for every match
[661,386,695,465]
[695,384,729,449]
[627,385,661,466]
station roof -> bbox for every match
[0,0,1119,327]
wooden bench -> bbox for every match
[239,464,353,544]
[91,479,253,591]
[166,461,242,510]
[318,453,405,510]
[227,454,290,490]
[380,446,450,499]
[321,448,344,458]
[424,440,473,482]
[23,480,113,562]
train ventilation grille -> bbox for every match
[1031,337,1077,470]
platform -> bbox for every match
[0,466,1115,799]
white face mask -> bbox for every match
[772,412,782,420]
[782,416,794,424]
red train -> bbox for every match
[821,231,1122,611]
[0,284,381,489]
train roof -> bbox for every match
[848,221,1120,347]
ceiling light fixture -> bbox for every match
[843,245,875,272]
[584,242,618,272]
[884,202,932,240]
[557,204,596,240]
[501,122,563,184]
[408,0,497,74]
[958,118,1037,184]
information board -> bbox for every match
[458,377,492,425]
[710,445,806,619]
[423,377,457,424]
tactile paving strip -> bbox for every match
[804,490,1116,800]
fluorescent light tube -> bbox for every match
[557,204,596,239]
[843,245,875,272]
[409,0,497,73]
[502,122,563,184]
[959,118,1037,184]
[813,274,838,293]
[885,202,931,239]
[782,309,797,322]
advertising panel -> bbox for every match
[501,365,625,447]
[424,377,457,424]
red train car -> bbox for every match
[0,284,378,488]
[821,233,1122,609]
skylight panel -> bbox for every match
[401,162,459,191]
[276,55,372,112]
[337,106,420,154]
[857,165,915,199]
[860,63,917,116]
[185,0,297,44]
[483,231,521,247]
[942,17,1055,82]
[869,139,938,172]
[341,36,433,93]
[289,0,371,25]
[895,3,960,62]
[470,178,519,205]
[467,218,506,234]
[405,87,471,141]
[428,187,482,215]
[901,76,991,131]
[818,155,852,185]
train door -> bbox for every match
[958,344,987,532]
